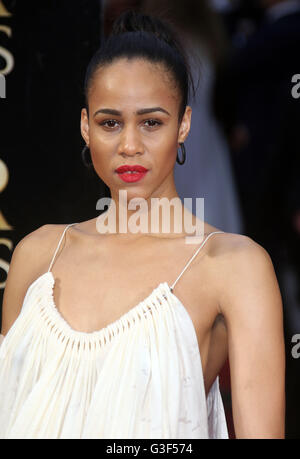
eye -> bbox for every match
[99,119,120,129]
[143,119,162,128]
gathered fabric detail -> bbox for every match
[0,225,228,439]
[34,272,175,351]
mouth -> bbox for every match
[115,165,149,183]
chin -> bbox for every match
[118,188,151,204]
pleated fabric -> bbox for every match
[0,225,228,439]
[0,271,228,439]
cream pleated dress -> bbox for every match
[0,223,229,439]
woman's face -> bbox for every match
[81,57,191,203]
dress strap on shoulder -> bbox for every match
[169,231,225,292]
[47,223,78,272]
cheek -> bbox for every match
[89,126,118,153]
[89,129,116,166]
[87,122,179,181]
[87,139,113,185]
[150,130,179,167]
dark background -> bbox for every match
[0,0,109,246]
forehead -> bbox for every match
[88,58,179,110]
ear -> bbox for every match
[81,108,90,145]
[178,105,192,144]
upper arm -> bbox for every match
[1,224,55,336]
[218,236,285,438]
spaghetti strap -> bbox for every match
[169,231,225,292]
[47,223,78,272]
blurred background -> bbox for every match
[0,0,299,438]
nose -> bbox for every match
[117,124,144,158]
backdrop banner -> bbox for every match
[0,0,109,323]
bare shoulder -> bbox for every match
[1,223,69,336]
[10,223,72,279]
[210,233,285,438]
[207,231,262,257]
[206,230,272,266]
[15,222,59,247]
[210,232,282,319]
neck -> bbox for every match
[96,187,203,241]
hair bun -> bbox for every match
[110,10,176,49]
[84,9,195,122]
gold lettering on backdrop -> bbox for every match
[0,238,13,289]
[0,159,12,230]
[0,3,13,291]
[0,159,13,289]
[0,25,14,74]
[0,0,12,17]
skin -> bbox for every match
[81,57,192,236]
[1,57,285,438]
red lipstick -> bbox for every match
[115,165,149,183]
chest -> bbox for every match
[51,255,220,356]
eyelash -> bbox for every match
[99,119,163,129]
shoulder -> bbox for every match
[210,232,282,319]
[207,230,271,265]
[207,231,261,255]
[1,223,71,335]
[14,223,70,270]
[15,223,62,248]
[211,234,286,438]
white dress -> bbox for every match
[0,223,229,439]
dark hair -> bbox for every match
[83,10,195,122]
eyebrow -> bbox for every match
[93,107,171,118]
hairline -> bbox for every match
[84,56,186,123]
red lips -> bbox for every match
[115,165,148,173]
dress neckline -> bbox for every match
[18,269,216,401]
[30,271,196,348]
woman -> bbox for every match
[0,11,285,439]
